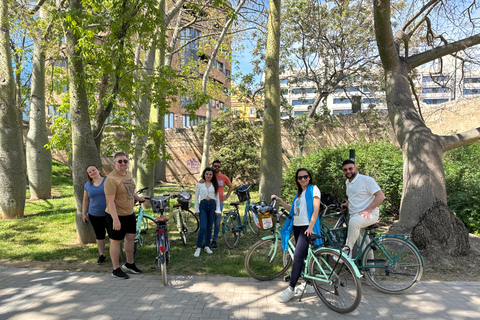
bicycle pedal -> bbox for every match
[283,275,291,282]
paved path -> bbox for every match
[1,266,480,320]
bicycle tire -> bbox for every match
[247,209,261,235]
[223,213,240,248]
[183,210,199,234]
[245,237,291,281]
[361,237,423,294]
[309,247,362,314]
[179,227,187,247]
[161,261,167,286]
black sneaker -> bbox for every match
[211,241,217,249]
[97,255,106,265]
[112,267,129,279]
[122,262,142,274]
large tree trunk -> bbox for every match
[26,38,52,200]
[64,0,100,243]
[259,0,282,202]
[0,0,26,219]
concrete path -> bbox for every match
[1,266,479,320]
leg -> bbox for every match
[345,212,379,255]
[110,239,121,269]
[196,201,208,248]
[289,226,309,288]
[96,239,106,256]
[212,203,224,242]
[205,200,216,247]
[124,233,136,264]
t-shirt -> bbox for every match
[104,170,136,216]
[84,178,107,217]
[346,173,381,216]
[294,185,321,226]
[215,173,231,203]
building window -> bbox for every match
[464,78,480,83]
[292,88,315,94]
[292,99,314,105]
[225,69,231,77]
[165,113,175,128]
[213,60,224,73]
[181,94,193,108]
[280,79,288,84]
[422,87,447,93]
[463,89,480,95]
[422,75,449,82]
[182,114,200,127]
[333,109,353,114]
[363,98,380,104]
[423,99,449,104]
[180,28,202,66]
[249,108,255,117]
[293,111,306,116]
[333,98,350,104]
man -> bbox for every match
[340,159,385,258]
[104,152,148,279]
[209,160,233,249]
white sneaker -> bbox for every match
[295,282,315,294]
[278,287,295,303]
[194,248,201,257]
[204,246,213,254]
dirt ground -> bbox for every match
[2,234,480,282]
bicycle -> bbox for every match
[222,184,260,248]
[320,202,424,294]
[244,198,362,314]
[172,184,199,246]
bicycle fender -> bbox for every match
[341,252,362,278]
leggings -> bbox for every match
[289,225,309,288]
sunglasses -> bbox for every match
[117,159,129,164]
[213,165,221,168]
[297,175,309,181]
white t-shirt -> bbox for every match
[346,174,381,216]
[294,185,321,226]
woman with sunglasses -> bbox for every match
[271,168,321,303]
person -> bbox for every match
[210,160,232,249]
[193,167,221,257]
[272,168,322,303]
[340,159,385,259]
[104,152,148,279]
[82,165,108,264]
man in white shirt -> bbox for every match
[340,160,385,257]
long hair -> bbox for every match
[202,167,219,195]
[86,165,103,185]
[295,168,313,196]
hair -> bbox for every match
[86,164,102,185]
[114,152,128,162]
[202,167,219,195]
[342,159,355,168]
[295,168,313,196]
[212,159,221,166]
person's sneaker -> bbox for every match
[194,248,201,257]
[211,241,217,249]
[112,267,129,279]
[122,263,142,274]
[204,246,213,254]
[295,282,315,294]
[96,255,106,265]
[278,286,295,303]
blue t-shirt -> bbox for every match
[84,178,107,217]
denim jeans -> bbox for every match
[212,203,224,242]
[196,199,216,248]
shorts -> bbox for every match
[88,214,108,240]
[106,213,136,241]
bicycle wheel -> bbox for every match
[161,261,167,286]
[361,237,423,294]
[245,237,291,280]
[309,247,362,314]
[179,227,187,247]
[246,209,261,235]
[223,213,240,248]
[183,210,199,234]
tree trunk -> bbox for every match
[64,0,100,243]
[259,0,282,202]
[26,38,52,200]
[0,0,26,219]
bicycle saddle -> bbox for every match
[154,217,169,224]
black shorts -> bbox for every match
[88,214,108,240]
[106,213,136,241]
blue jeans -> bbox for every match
[196,199,216,248]
[212,203,224,242]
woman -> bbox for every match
[193,167,221,257]
[82,165,108,264]
[272,168,321,303]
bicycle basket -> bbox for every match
[150,196,170,213]
[251,202,274,230]
[235,185,250,202]
[177,191,191,210]
[329,227,348,248]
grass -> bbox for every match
[0,161,270,277]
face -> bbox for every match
[342,163,357,180]
[115,156,129,172]
[212,163,221,174]
[86,166,100,179]
[296,170,310,188]
[204,170,214,181]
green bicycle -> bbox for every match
[244,199,362,314]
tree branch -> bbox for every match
[373,0,399,70]
[440,127,480,152]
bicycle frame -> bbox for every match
[135,205,157,247]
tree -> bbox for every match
[0,0,26,219]
[258,0,282,202]
[373,0,480,258]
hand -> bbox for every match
[82,215,88,223]
[271,194,277,200]
[359,210,370,220]
[340,203,348,211]
[216,212,221,216]
[113,219,121,231]
[138,196,149,202]
[221,195,228,202]
[195,212,199,216]
[304,226,314,237]
[199,178,205,183]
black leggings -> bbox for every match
[88,214,108,240]
[289,225,309,288]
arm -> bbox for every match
[222,179,233,202]
[82,190,90,223]
[359,190,386,219]
[215,191,221,215]
[305,195,321,236]
[271,194,291,212]
[194,183,201,215]
[105,194,121,230]
[133,193,148,202]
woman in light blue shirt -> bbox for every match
[193,167,220,257]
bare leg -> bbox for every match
[110,239,121,269]
[96,239,106,256]
[124,233,136,264]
